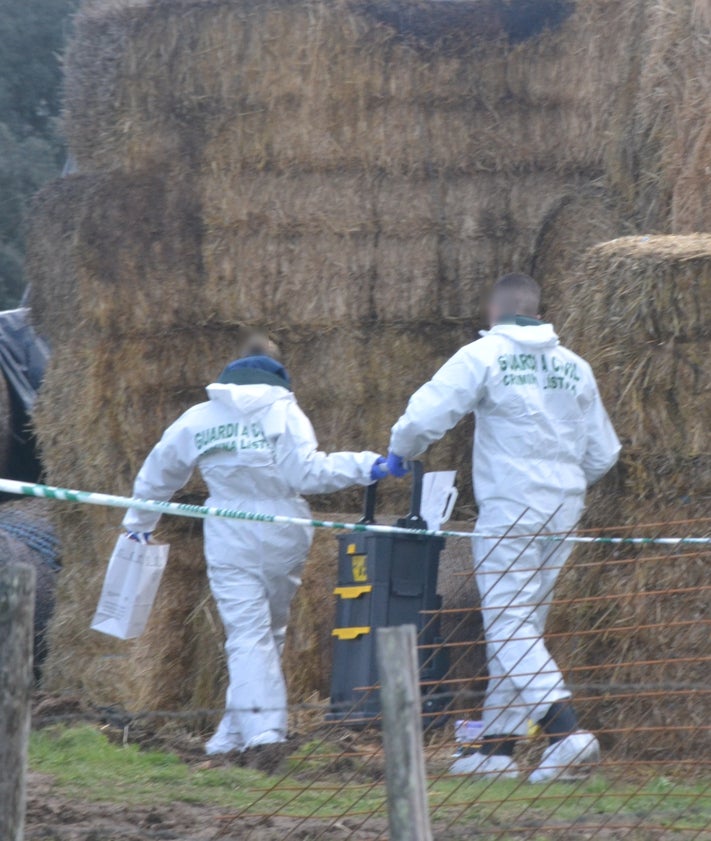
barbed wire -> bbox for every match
[20,489,711,840]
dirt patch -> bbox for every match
[26,703,708,840]
[25,778,388,841]
[25,782,699,841]
[32,696,388,782]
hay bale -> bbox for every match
[28,0,711,736]
[546,235,711,758]
[551,466,711,759]
[41,500,210,710]
[530,185,634,324]
[560,235,711,454]
[26,162,603,342]
[26,173,208,344]
[202,170,586,324]
[632,0,711,232]
[598,0,711,232]
[61,0,640,176]
[39,506,137,705]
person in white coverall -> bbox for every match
[387,273,620,783]
[123,340,386,755]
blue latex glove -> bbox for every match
[126,531,152,544]
[370,456,389,481]
[386,452,411,478]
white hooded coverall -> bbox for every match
[390,322,620,737]
[124,382,379,748]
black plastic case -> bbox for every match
[328,462,450,725]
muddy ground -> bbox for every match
[25,771,704,841]
[25,698,708,841]
[26,774,387,841]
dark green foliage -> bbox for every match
[0,0,79,309]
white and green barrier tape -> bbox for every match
[0,478,709,546]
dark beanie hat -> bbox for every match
[217,355,292,390]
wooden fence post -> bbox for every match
[376,624,433,841]
[0,563,36,841]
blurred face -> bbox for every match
[487,289,540,327]
[488,293,507,327]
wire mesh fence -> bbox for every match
[30,515,711,841]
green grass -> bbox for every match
[430,774,711,832]
[29,726,387,816]
[29,725,711,834]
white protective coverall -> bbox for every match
[390,321,620,737]
[124,382,379,748]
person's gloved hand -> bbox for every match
[126,531,152,544]
[386,452,411,478]
[370,456,389,481]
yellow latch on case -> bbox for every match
[334,585,373,599]
[332,626,371,640]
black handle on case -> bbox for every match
[396,460,428,531]
[359,481,378,525]
[409,460,424,517]
[359,461,427,530]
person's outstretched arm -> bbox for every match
[390,345,486,460]
[278,402,381,495]
[581,373,621,486]
[122,419,198,534]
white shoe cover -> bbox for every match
[449,752,519,779]
[528,731,600,784]
[205,719,244,756]
[244,730,286,750]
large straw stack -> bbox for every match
[550,235,711,758]
[53,0,652,343]
[617,0,711,233]
[26,0,711,726]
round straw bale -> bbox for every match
[552,507,711,755]
[560,235,711,454]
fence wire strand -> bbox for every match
[30,513,711,840]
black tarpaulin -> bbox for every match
[0,308,49,414]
